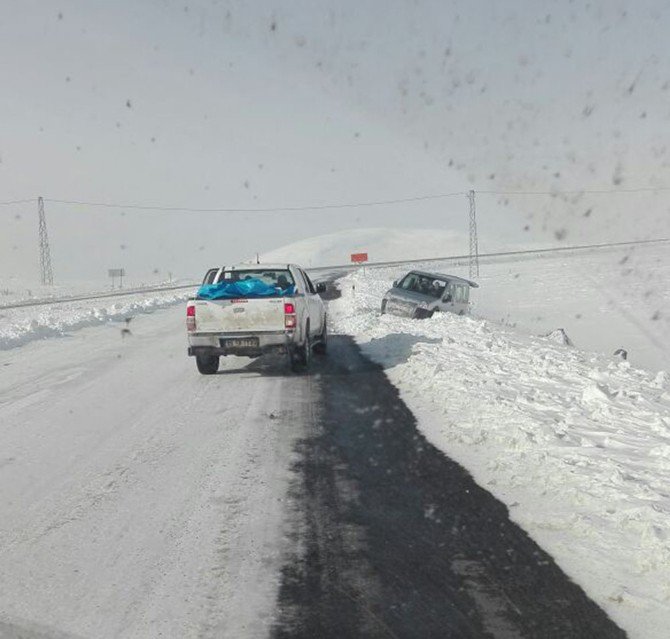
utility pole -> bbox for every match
[468,189,479,279]
[38,196,54,285]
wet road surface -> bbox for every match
[272,335,626,639]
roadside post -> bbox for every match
[350,252,368,274]
[108,268,125,289]
[350,252,368,297]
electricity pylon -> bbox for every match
[468,189,479,279]
[38,196,54,285]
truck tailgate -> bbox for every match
[194,297,286,333]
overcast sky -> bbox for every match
[1,0,669,282]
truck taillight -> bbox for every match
[284,301,296,329]
[186,305,196,331]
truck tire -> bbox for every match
[291,322,311,371]
[413,308,434,320]
[313,318,327,355]
[196,354,219,375]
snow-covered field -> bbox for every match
[0,277,187,306]
[259,226,516,267]
[475,243,670,373]
[329,251,670,639]
[0,280,103,305]
[0,288,194,351]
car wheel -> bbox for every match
[196,354,219,375]
[313,318,327,355]
[291,322,311,371]
[301,325,312,367]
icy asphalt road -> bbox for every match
[0,306,624,638]
[0,308,305,638]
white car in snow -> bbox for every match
[186,264,327,374]
[381,270,478,319]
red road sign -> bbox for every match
[350,252,368,263]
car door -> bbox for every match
[456,284,470,315]
[439,281,458,314]
[300,269,324,336]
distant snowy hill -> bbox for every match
[258,227,501,268]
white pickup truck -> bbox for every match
[186,264,327,374]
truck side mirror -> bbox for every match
[392,280,398,287]
[316,282,326,293]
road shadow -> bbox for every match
[272,335,626,639]
[212,352,336,378]
[364,332,442,368]
[317,282,342,301]
[212,354,293,378]
[0,616,85,639]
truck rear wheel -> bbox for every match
[196,354,219,375]
[313,319,327,355]
[286,346,296,372]
[290,323,311,372]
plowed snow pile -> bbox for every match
[0,290,192,350]
[330,267,670,639]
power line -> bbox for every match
[0,198,37,206]
[42,192,466,213]
[478,186,670,196]
[2,184,669,215]
[42,185,670,212]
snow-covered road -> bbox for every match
[0,308,306,638]
[0,300,627,639]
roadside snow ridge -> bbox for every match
[330,267,670,639]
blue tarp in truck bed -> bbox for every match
[196,278,295,300]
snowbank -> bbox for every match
[0,290,192,350]
[330,267,670,639]
[328,241,669,371]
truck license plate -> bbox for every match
[221,338,258,348]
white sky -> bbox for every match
[1,0,669,281]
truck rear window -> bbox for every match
[217,270,295,289]
[196,269,297,301]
